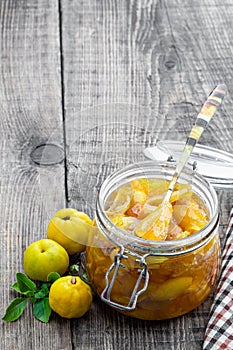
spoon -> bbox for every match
[135,84,227,240]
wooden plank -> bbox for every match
[0,1,72,349]
[61,0,233,349]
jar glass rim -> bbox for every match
[96,161,219,254]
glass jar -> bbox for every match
[86,161,220,320]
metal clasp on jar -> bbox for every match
[100,246,150,311]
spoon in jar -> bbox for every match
[135,84,227,240]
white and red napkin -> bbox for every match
[203,207,233,349]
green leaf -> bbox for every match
[29,295,36,303]
[14,273,37,294]
[11,282,22,293]
[12,282,34,297]
[69,264,80,274]
[34,284,49,299]
[47,272,60,283]
[81,272,91,285]
[33,298,51,323]
[2,298,27,322]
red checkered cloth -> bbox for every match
[203,208,233,350]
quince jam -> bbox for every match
[86,177,220,320]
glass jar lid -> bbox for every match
[144,141,233,189]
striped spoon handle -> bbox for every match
[163,84,227,203]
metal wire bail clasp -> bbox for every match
[100,246,150,311]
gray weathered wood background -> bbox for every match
[1,0,233,349]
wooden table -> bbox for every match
[1,1,233,349]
